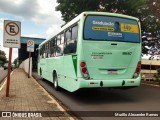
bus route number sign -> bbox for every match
[27,40,35,52]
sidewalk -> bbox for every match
[0,69,74,120]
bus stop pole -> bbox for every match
[28,52,31,78]
[6,48,12,97]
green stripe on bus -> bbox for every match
[72,55,77,76]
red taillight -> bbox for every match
[133,61,141,79]
[136,62,141,72]
[80,62,86,67]
[82,68,87,73]
[80,61,90,80]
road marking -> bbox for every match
[142,83,160,88]
[0,71,14,91]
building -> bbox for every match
[18,37,45,70]
[141,59,160,79]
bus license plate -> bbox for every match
[108,70,117,74]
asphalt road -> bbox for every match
[0,68,8,83]
[33,72,160,120]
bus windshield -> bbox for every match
[84,15,140,43]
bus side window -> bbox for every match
[47,42,51,58]
[40,47,42,59]
[72,25,78,41]
[61,32,64,44]
[64,28,72,54]
[57,32,64,56]
[66,40,77,54]
[50,37,57,57]
[57,35,61,45]
[42,45,45,58]
[45,42,49,58]
[65,28,72,41]
[50,38,54,57]
[71,25,78,53]
[64,25,78,54]
[48,41,51,57]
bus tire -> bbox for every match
[53,71,60,91]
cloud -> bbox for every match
[0,0,64,27]
[0,22,3,30]
[46,24,61,39]
[0,0,39,19]
[0,18,5,29]
[23,34,41,38]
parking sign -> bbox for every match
[27,40,35,52]
[3,20,21,48]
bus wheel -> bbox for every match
[53,72,60,91]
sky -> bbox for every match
[0,0,64,62]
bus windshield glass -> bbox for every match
[84,15,140,43]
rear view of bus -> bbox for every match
[78,12,141,89]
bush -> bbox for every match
[153,69,160,82]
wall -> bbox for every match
[19,37,45,70]
[19,57,32,77]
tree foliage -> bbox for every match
[13,57,18,67]
[0,50,7,64]
[153,68,160,81]
[56,0,148,22]
[141,0,160,58]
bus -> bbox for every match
[38,12,141,92]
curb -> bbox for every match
[0,70,14,91]
[141,82,160,88]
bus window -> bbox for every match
[56,32,64,56]
[72,25,78,41]
[64,26,78,54]
[84,15,140,43]
[56,45,63,56]
[57,35,61,45]
[42,45,45,58]
[65,28,72,41]
[50,37,57,57]
[44,42,50,58]
[61,32,64,44]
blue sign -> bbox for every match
[84,15,140,43]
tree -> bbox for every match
[153,68,160,84]
[13,57,18,68]
[141,0,160,59]
[0,50,7,65]
[56,0,148,22]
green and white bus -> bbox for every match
[38,12,141,92]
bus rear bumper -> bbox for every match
[78,77,141,89]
